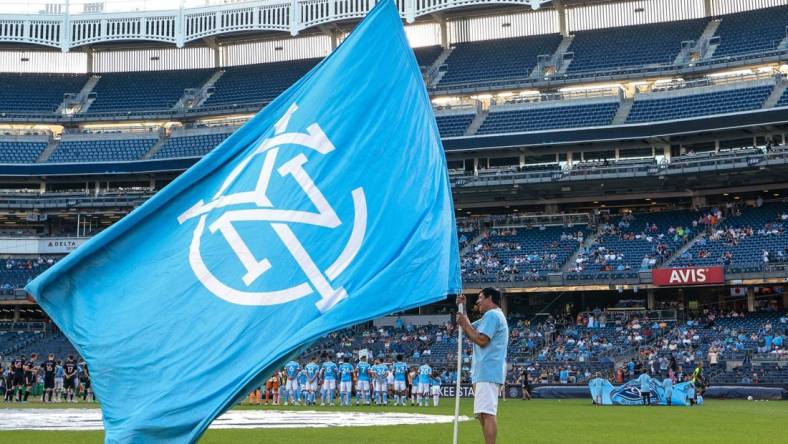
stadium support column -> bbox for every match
[746,287,755,312]
[431,14,448,49]
[647,289,655,310]
[500,292,509,316]
[703,0,713,17]
[554,0,569,38]
[13,307,20,322]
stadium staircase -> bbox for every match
[459,230,487,256]
[611,96,634,124]
[36,138,60,163]
[464,108,489,136]
[427,47,453,87]
[560,226,599,272]
[142,134,169,160]
[697,19,722,60]
[780,34,788,50]
[661,229,707,267]
[72,75,101,114]
[553,36,576,76]
[531,35,574,79]
[763,76,788,109]
[181,69,226,110]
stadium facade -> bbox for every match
[0,0,786,392]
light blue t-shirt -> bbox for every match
[418,364,432,384]
[322,361,337,380]
[470,308,509,384]
[662,378,673,392]
[297,370,308,385]
[374,363,389,381]
[305,362,320,381]
[638,374,651,392]
[285,361,300,379]
[339,362,354,382]
[357,361,371,381]
[393,361,408,381]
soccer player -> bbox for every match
[320,354,338,406]
[372,359,389,405]
[4,363,15,402]
[407,366,418,406]
[338,357,354,406]
[264,372,281,405]
[392,355,408,406]
[81,361,94,402]
[305,357,320,406]
[355,356,371,405]
[54,360,64,402]
[662,376,673,406]
[638,370,652,406]
[11,355,24,402]
[284,360,300,406]
[63,355,78,403]
[297,367,309,405]
[24,353,38,402]
[430,372,441,407]
[417,363,432,406]
[41,353,57,403]
[0,363,4,402]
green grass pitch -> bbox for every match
[0,398,786,443]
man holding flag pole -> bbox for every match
[25,0,461,442]
[456,288,509,444]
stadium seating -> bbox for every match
[88,70,213,113]
[48,136,157,163]
[201,59,320,109]
[670,203,788,272]
[153,131,232,159]
[626,85,773,123]
[0,257,58,291]
[477,101,619,134]
[0,140,48,163]
[0,73,86,114]
[776,88,788,108]
[565,18,708,73]
[412,45,443,68]
[438,34,563,87]
[712,6,788,57]
[435,113,474,137]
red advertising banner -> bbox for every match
[651,266,725,286]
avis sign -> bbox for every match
[652,266,725,286]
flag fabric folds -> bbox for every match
[25,1,461,442]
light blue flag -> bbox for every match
[25,1,461,442]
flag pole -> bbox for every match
[452,301,464,444]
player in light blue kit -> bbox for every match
[338,357,354,406]
[430,374,441,407]
[372,358,389,405]
[284,360,300,406]
[417,363,433,406]
[297,367,309,405]
[355,356,372,405]
[662,376,673,406]
[638,370,652,406]
[305,357,320,406]
[392,355,409,406]
[320,354,338,406]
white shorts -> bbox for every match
[322,380,336,391]
[473,382,500,417]
[373,381,386,392]
[418,382,431,395]
[340,381,352,393]
[285,380,298,391]
[55,378,63,390]
[394,380,407,391]
[431,386,440,396]
[357,380,370,391]
[307,381,318,391]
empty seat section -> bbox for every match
[712,6,788,57]
[435,114,474,137]
[438,34,563,87]
[626,85,773,123]
[0,140,48,163]
[413,45,443,68]
[0,73,86,114]
[566,19,708,73]
[477,102,619,134]
[153,132,232,159]
[48,137,156,163]
[88,69,213,113]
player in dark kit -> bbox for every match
[3,363,14,402]
[12,355,25,402]
[63,355,78,403]
[41,353,57,403]
[24,353,39,402]
[80,361,94,402]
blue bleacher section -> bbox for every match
[201,59,320,109]
[777,88,788,108]
[152,132,231,159]
[713,6,788,57]
[566,19,708,73]
[0,73,86,113]
[435,113,474,137]
[626,85,773,123]
[48,138,156,163]
[413,45,443,68]
[0,140,47,163]
[670,203,788,272]
[88,70,213,113]
[438,34,563,87]
[477,101,619,135]
[0,257,58,291]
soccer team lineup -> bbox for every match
[1,0,788,443]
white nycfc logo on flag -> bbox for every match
[178,104,367,313]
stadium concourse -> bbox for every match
[0,0,787,440]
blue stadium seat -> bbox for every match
[477,101,619,134]
[712,6,788,57]
[0,140,48,163]
[153,132,232,159]
[0,73,87,114]
[88,70,214,113]
[48,137,157,163]
[435,113,474,137]
[626,85,773,123]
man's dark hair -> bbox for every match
[396,354,403,361]
[480,287,502,306]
